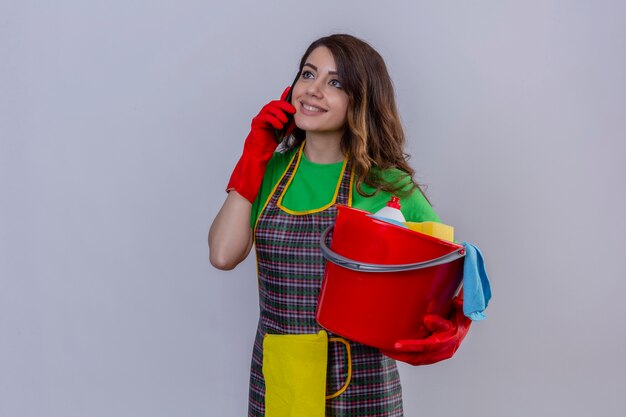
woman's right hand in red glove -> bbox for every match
[210,88,296,271]
[226,87,296,203]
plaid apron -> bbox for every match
[248,145,404,417]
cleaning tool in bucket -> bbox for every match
[368,196,407,228]
[316,204,465,352]
[405,221,454,242]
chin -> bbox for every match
[293,117,314,132]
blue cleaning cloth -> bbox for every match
[460,242,492,321]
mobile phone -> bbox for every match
[275,72,300,142]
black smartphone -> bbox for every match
[274,72,301,142]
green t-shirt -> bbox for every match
[251,147,440,228]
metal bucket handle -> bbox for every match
[320,225,466,273]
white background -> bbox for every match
[1,1,625,416]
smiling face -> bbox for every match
[291,46,349,139]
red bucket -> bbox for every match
[316,205,465,351]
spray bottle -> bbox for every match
[369,196,407,228]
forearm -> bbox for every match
[209,88,293,270]
[208,191,254,270]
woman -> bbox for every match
[209,34,470,417]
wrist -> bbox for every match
[226,145,274,204]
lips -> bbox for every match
[300,101,327,113]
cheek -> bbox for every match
[290,82,305,105]
[333,97,349,122]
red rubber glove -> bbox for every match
[381,296,472,366]
[226,87,296,203]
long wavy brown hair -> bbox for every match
[281,34,425,198]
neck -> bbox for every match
[303,132,344,164]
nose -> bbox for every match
[306,78,323,97]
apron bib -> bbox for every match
[248,143,404,417]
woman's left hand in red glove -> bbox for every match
[381,296,471,366]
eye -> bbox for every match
[329,79,343,89]
[301,70,314,79]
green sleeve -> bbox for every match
[249,148,297,228]
[351,168,441,223]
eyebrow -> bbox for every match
[303,62,338,75]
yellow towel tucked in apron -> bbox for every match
[263,331,329,417]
